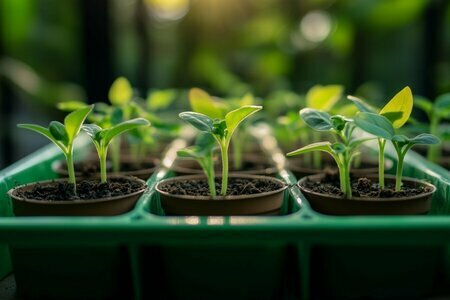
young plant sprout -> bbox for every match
[349,86,413,189]
[177,132,217,197]
[18,105,93,194]
[354,112,440,190]
[82,118,150,183]
[179,104,262,196]
[287,108,370,199]
[414,93,450,162]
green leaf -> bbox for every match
[435,93,450,118]
[49,121,69,144]
[189,88,224,119]
[347,95,376,113]
[413,96,433,114]
[225,105,262,139]
[330,115,351,131]
[331,142,346,154]
[300,108,333,131]
[147,89,176,111]
[64,105,93,142]
[349,137,375,149]
[18,124,67,152]
[82,124,103,141]
[409,133,440,145]
[287,141,334,157]
[380,86,413,128]
[108,77,133,106]
[195,132,216,151]
[103,118,150,146]
[306,85,343,111]
[177,148,200,159]
[57,101,88,112]
[354,112,395,140]
[179,112,214,132]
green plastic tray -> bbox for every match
[0,132,449,299]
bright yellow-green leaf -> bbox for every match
[108,77,133,106]
[306,85,344,111]
[379,86,413,128]
[240,93,255,106]
[225,105,262,141]
[64,105,94,142]
[189,88,224,119]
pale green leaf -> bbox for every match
[306,85,343,111]
[347,95,376,113]
[380,86,413,128]
[435,93,450,118]
[18,124,67,153]
[225,105,262,140]
[57,101,88,112]
[189,88,224,119]
[287,141,334,157]
[64,105,93,142]
[179,112,214,132]
[354,112,395,140]
[108,77,133,106]
[103,118,150,146]
[300,108,333,131]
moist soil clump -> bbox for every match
[302,173,432,198]
[16,177,145,201]
[160,178,283,196]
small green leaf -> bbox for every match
[147,89,176,111]
[49,121,69,144]
[18,124,67,152]
[331,142,346,154]
[103,118,150,146]
[109,77,133,106]
[177,148,200,159]
[287,141,334,157]
[179,112,214,132]
[300,108,333,131]
[82,124,103,141]
[64,105,93,142]
[354,112,395,140]
[380,86,413,128]
[347,95,376,113]
[225,105,262,139]
[330,115,351,131]
[195,132,216,151]
[435,93,450,118]
[306,85,343,111]
[57,101,88,112]
[189,88,224,119]
[409,133,440,145]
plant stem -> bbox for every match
[66,151,77,194]
[395,153,404,191]
[378,138,386,189]
[99,149,108,183]
[220,143,229,196]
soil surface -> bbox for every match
[160,178,283,196]
[15,177,145,201]
[302,173,432,198]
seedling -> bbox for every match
[179,103,262,196]
[354,112,439,191]
[177,132,217,197]
[18,106,93,194]
[287,108,370,198]
[414,93,450,162]
[82,118,150,183]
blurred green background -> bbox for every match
[0,0,449,168]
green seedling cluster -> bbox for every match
[180,93,262,196]
[18,106,93,194]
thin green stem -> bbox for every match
[66,150,77,195]
[378,138,386,189]
[99,148,108,183]
[220,142,229,196]
[395,153,404,191]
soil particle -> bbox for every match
[160,178,283,197]
[302,175,432,198]
[15,177,145,201]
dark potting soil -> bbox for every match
[160,178,283,196]
[15,177,145,201]
[302,174,433,198]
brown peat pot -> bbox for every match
[52,156,158,180]
[156,174,287,216]
[171,155,278,176]
[298,174,436,215]
[287,156,392,179]
[8,175,147,216]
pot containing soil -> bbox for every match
[52,156,158,180]
[171,155,278,177]
[156,174,287,216]
[287,156,392,179]
[298,174,435,215]
[8,175,146,300]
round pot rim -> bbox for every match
[156,174,287,201]
[287,157,393,173]
[52,158,159,175]
[8,175,147,205]
[297,174,436,202]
